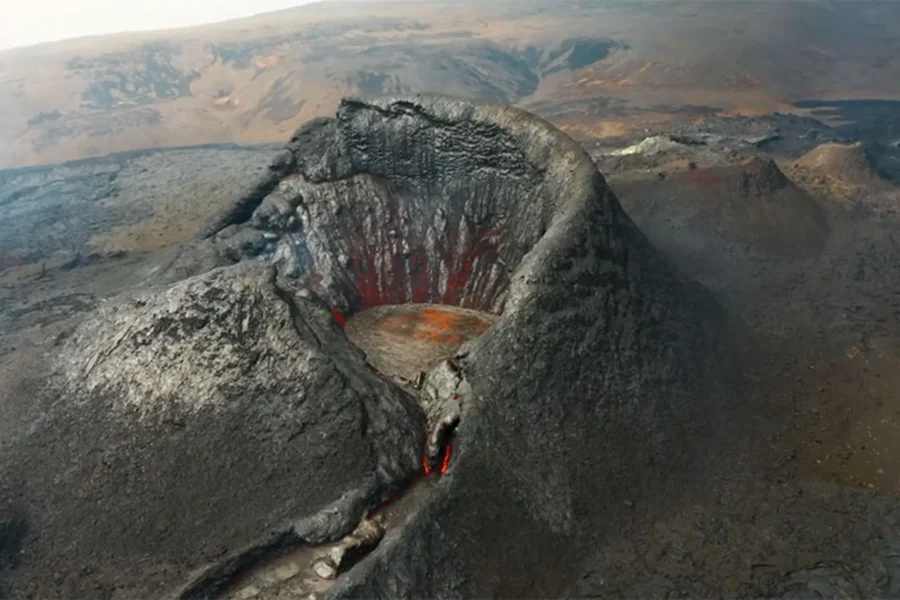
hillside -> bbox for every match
[792,141,895,189]
[610,155,830,257]
[3,0,900,168]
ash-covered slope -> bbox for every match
[795,141,895,188]
[0,95,728,599]
[618,156,829,259]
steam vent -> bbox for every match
[0,95,728,599]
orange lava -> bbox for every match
[422,440,453,476]
[376,306,493,347]
[440,443,452,474]
[366,441,452,520]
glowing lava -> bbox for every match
[331,308,347,327]
[422,442,453,476]
[440,443,452,474]
[377,307,492,346]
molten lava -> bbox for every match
[368,440,452,521]
[440,443,453,474]
[422,442,453,476]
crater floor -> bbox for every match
[344,303,498,382]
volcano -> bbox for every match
[794,141,895,189]
[0,95,726,599]
[615,155,830,258]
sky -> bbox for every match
[0,0,322,50]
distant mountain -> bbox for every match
[616,156,830,257]
[2,0,900,168]
[795,141,894,188]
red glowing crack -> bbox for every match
[422,441,452,476]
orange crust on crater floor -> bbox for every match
[344,303,498,382]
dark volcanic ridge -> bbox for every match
[606,107,900,184]
[638,112,843,159]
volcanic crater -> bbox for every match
[188,97,559,598]
[235,99,587,477]
[162,95,720,599]
[0,95,723,600]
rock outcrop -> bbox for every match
[0,95,728,598]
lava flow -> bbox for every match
[423,443,453,476]
[366,440,452,522]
